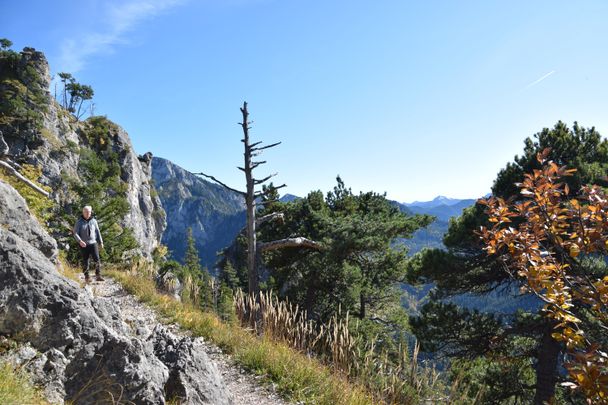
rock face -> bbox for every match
[0,179,230,404]
[152,157,245,268]
[0,47,165,259]
[0,180,57,260]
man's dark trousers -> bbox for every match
[81,243,101,278]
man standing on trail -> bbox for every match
[73,205,104,282]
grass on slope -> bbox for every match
[0,362,49,405]
[107,269,375,405]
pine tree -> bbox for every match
[220,260,240,290]
[255,177,432,329]
[184,227,202,274]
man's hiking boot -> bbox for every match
[84,275,91,283]
[96,275,105,282]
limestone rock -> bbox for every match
[151,326,232,404]
[0,180,229,404]
[0,180,57,260]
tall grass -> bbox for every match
[109,268,479,404]
[0,362,49,405]
[234,290,473,404]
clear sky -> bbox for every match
[2,1,608,202]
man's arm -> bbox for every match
[73,219,83,243]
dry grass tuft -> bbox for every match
[234,290,472,404]
[0,361,49,405]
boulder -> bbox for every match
[0,180,57,260]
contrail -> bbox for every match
[524,70,556,89]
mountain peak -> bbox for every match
[405,195,465,208]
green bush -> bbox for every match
[0,47,47,130]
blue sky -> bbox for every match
[2,1,608,202]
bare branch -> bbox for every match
[256,212,284,226]
[0,160,50,197]
[249,141,263,148]
[193,172,246,196]
[254,173,277,184]
[252,141,281,152]
[258,237,324,252]
[255,184,287,197]
[251,161,267,169]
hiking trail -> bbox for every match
[88,276,289,405]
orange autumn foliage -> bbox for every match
[478,148,608,403]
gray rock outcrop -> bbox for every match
[0,47,165,259]
[0,180,57,260]
[0,179,229,404]
[151,326,228,403]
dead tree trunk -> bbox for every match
[195,102,321,296]
[0,159,50,197]
[241,103,260,296]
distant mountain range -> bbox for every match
[403,195,471,208]
[399,196,478,221]
[393,196,478,254]
[279,194,299,203]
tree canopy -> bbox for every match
[222,177,432,352]
[407,121,608,404]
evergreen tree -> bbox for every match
[220,260,241,290]
[0,38,12,50]
[184,227,202,274]
[63,117,138,263]
[249,177,432,354]
[182,227,215,310]
[407,121,608,403]
[217,282,236,323]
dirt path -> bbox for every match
[86,276,289,405]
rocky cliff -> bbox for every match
[0,45,237,404]
[0,179,230,404]
[0,47,165,259]
[152,157,245,268]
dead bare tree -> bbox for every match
[195,102,321,296]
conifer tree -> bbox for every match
[184,227,202,274]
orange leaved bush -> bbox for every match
[478,148,608,403]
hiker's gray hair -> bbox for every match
[83,205,92,212]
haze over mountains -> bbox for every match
[401,196,478,221]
